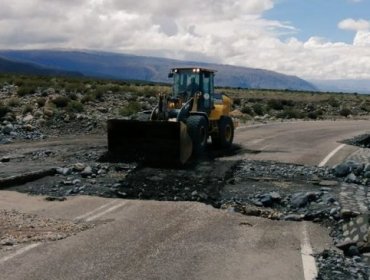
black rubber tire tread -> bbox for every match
[211,116,234,148]
[186,115,208,156]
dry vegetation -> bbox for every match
[0,73,369,135]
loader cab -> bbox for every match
[169,68,215,113]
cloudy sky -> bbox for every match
[0,0,369,80]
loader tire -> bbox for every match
[187,115,208,156]
[212,116,234,149]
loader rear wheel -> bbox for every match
[187,115,208,156]
[212,116,234,149]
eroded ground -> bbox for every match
[1,131,370,279]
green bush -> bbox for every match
[67,92,78,101]
[277,108,304,119]
[66,101,84,113]
[95,90,104,101]
[233,97,241,106]
[307,110,323,120]
[18,86,36,96]
[36,97,47,107]
[7,97,20,107]
[280,99,295,107]
[81,93,95,103]
[339,108,352,117]
[241,105,254,115]
[328,96,340,107]
[0,104,10,118]
[360,102,370,112]
[119,101,141,116]
[267,99,284,110]
[110,85,121,93]
[52,96,70,108]
[22,104,33,114]
[252,103,264,116]
[247,98,263,103]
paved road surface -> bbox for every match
[234,120,370,166]
[1,120,370,279]
[0,192,330,280]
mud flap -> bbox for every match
[107,119,193,165]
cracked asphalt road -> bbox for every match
[2,120,370,280]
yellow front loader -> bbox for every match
[107,67,235,165]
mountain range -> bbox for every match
[310,79,370,94]
[0,49,317,91]
[0,55,82,77]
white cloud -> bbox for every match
[0,0,369,80]
[354,30,370,46]
[338,18,370,31]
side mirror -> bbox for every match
[168,72,174,78]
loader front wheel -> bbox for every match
[187,115,208,156]
[212,116,234,149]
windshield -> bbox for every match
[173,73,200,98]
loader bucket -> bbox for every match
[107,119,193,165]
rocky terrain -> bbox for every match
[0,209,92,251]
[1,76,370,147]
[2,76,370,279]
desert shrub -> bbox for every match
[22,104,33,114]
[7,97,20,107]
[18,86,36,97]
[51,96,70,108]
[95,90,104,101]
[361,106,370,112]
[233,97,241,106]
[307,110,323,120]
[247,98,263,103]
[0,104,10,118]
[36,97,47,107]
[110,85,121,93]
[119,101,141,116]
[339,108,352,117]
[328,96,340,107]
[267,99,284,110]
[305,103,316,112]
[81,94,95,104]
[360,102,370,112]
[252,103,264,116]
[241,105,254,115]
[277,108,304,119]
[67,101,84,113]
[280,99,295,107]
[67,92,78,101]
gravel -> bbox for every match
[0,209,92,250]
[316,250,369,280]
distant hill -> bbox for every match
[0,56,83,77]
[311,79,370,94]
[0,49,317,91]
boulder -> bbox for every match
[23,114,34,123]
[290,192,309,208]
[81,166,93,177]
[333,163,351,177]
[2,124,14,135]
